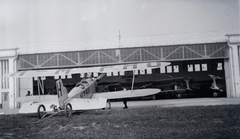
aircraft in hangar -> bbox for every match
[6,62,170,121]
[101,76,192,99]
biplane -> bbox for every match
[101,76,192,99]
[188,74,225,98]
[151,77,192,99]
[206,74,225,97]
[6,62,170,120]
[154,74,225,98]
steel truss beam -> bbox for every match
[17,42,228,70]
[99,51,119,62]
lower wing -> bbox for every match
[160,89,189,93]
[92,88,160,99]
[70,98,107,110]
[15,95,57,103]
[18,100,58,114]
[18,98,107,114]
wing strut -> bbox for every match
[37,77,44,95]
[131,70,136,92]
[96,73,106,80]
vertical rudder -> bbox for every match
[56,80,68,109]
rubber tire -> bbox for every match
[37,105,46,119]
[65,103,72,117]
[213,92,219,97]
[177,93,183,98]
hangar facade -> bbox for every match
[0,32,239,112]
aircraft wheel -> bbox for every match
[176,93,183,98]
[213,92,219,97]
[37,105,46,119]
[65,103,72,117]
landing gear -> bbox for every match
[36,103,72,123]
[213,92,219,97]
[37,105,46,119]
[65,103,72,117]
[107,100,111,109]
[176,93,183,98]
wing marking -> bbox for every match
[6,62,171,78]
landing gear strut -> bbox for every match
[36,103,72,123]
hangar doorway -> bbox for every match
[96,59,227,99]
[16,40,229,99]
[22,58,226,100]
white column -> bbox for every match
[8,58,16,109]
[224,59,233,97]
[227,34,240,98]
[231,45,240,97]
[0,48,18,110]
[0,61,2,106]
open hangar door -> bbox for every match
[168,59,226,98]
[32,74,82,96]
[30,59,226,100]
[99,59,226,99]
[154,59,226,98]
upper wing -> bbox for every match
[208,74,221,79]
[6,62,170,78]
[160,89,189,93]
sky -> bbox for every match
[0,0,239,50]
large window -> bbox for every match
[0,60,9,89]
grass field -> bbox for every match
[1,105,240,139]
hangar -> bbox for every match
[0,32,239,113]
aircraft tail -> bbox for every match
[56,80,68,109]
